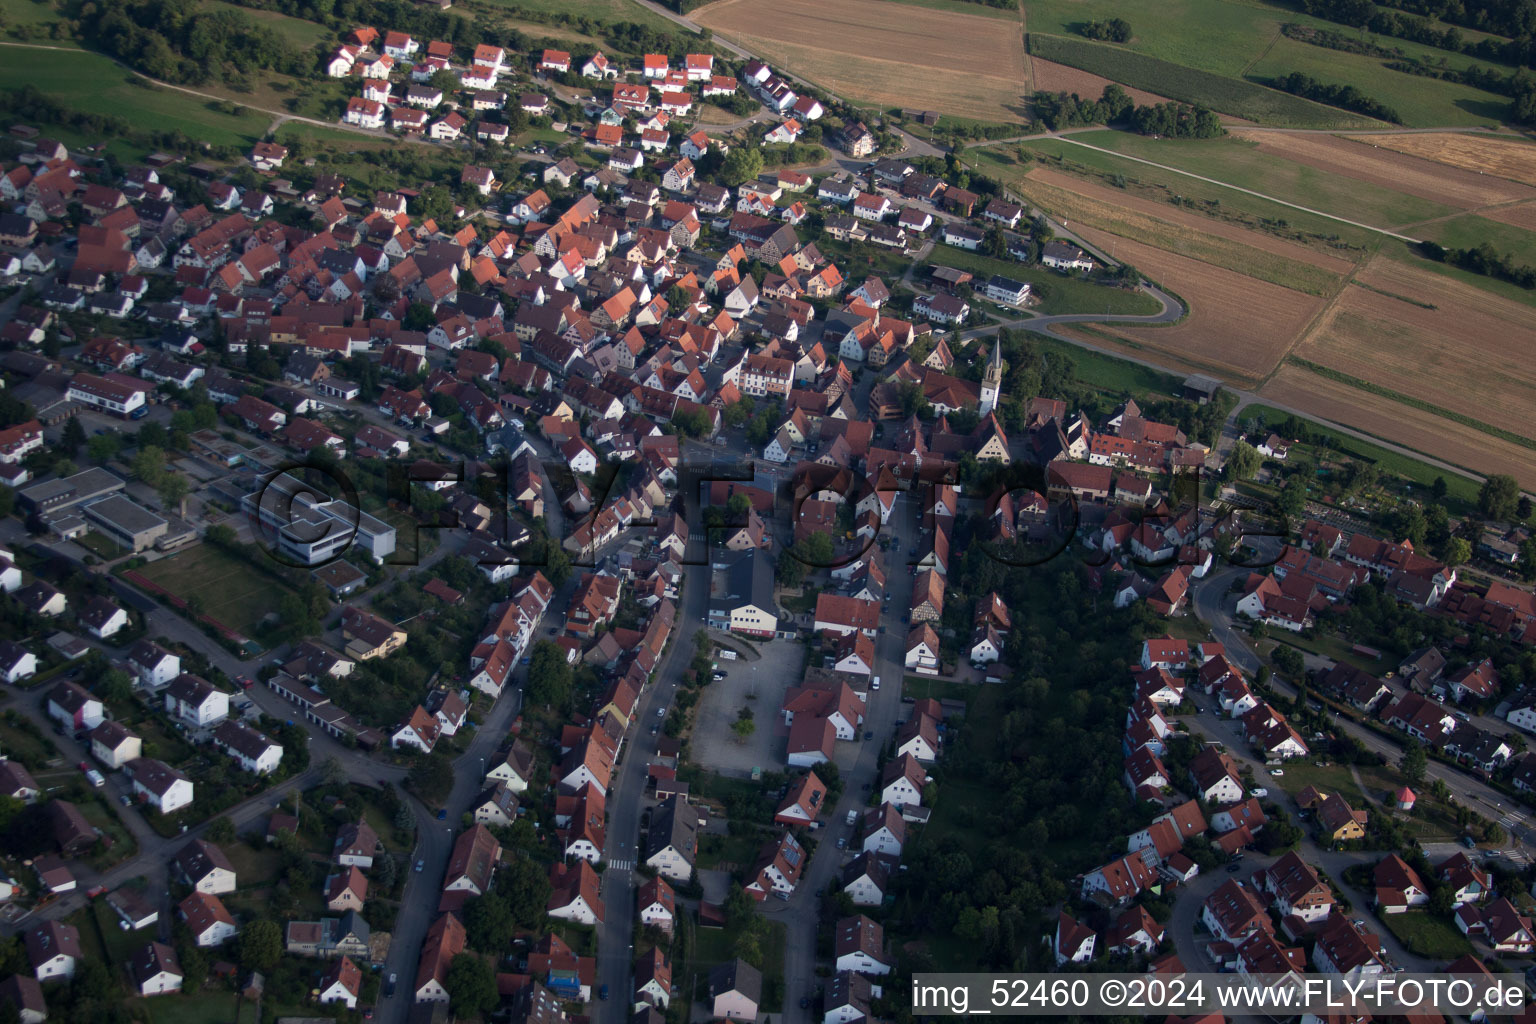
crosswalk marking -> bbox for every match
[607,859,634,871]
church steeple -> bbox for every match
[979,340,1003,416]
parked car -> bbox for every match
[436,809,447,820]
[1269,768,1284,776]
[864,731,873,740]
[599,985,609,1001]
[657,707,666,718]
[1461,835,1478,849]
[385,974,397,997]
[1248,787,1268,798]
[836,837,846,849]
[414,860,424,872]
[712,672,726,681]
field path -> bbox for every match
[1053,135,1425,243]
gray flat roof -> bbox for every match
[18,467,125,508]
[84,494,168,535]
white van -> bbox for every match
[871,676,881,691]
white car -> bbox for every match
[1269,768,1284,777]
[1248,787,1268,798]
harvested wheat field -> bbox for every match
[1025,167,1359,280]
[1063,223,1323,385]
[1259,364,1536,486]
[694,0,1030,122]
[1233,130,1536,213]
[1292,255,1536,435]
[1347,132,1536,187]
[1485,201,1536,232]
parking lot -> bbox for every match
[689,636,806,778]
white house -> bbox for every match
[0,642,36,684]
[128,941,182,997]
[127,640,180,690]
[164,674,230,728]
[129,758,194,814]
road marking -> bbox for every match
[607,859,634,871]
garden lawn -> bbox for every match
[135,543,295,639]
[1380,910,1473,958]
[132,988,241,1024]
[926,243,1163,315]
[0,47,269,149]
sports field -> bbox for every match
[693,0,1031,121]
[136,544,293,639]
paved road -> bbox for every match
[592,532,709,1024]
[760,490,921,1024]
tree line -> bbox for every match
[1271,70,1403,121]
[1294,0,1536,68]
[1417,239,1536,288]
[1362,0,1535,44]
[1282,24,1536,124]
[1031,84,1223,137]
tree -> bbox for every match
[204,816,235,843]
[1400,739,1427,788]
[86,432,122,464]
[1432,476,1448,499]
[1226,440,1260,481]
[322,756,347,787]
[445,953,498,1017]
[409,754,453,800]
[1443,536,1471,567]
[776,546,805,589]
[465,892,516,953]
[137,421,168,450]
[731,716,756,740]
[500,856,553,926]
[158,473,190,516]
[720,146,763,186]
[1521,495,1534,521]
[393,799,416,833]
[61,417,86,456]
[131,445,167,486]
[1479,474,1520,521]
[1277,475,1307,517]
[793,531,835,570]
[97,669,133,705]
[238,919,283,972]
[526,640,573,708]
